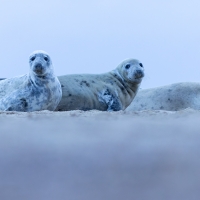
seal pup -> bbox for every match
[126,82,200,111]
[56,59,144,111]
[0,50,62,111]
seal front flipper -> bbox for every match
[98,88,122,111]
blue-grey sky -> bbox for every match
[0,0,200,89]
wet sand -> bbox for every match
[1,109,200,200]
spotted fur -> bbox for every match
[0,50,62,112]
[56,58,144,111]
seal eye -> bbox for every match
[44,56,48,61]
[139,63,143,68]
[30,56,36,61]
[125,64,131,69]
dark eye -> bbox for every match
[30,56,35,61]
[139,63,143,67]
[44,56,48,61]
[125,64,130,69]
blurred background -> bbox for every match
[0,0,200,88]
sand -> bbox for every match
[1,109,200,200]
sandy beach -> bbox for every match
[1,109,200,200]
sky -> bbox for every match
[0,0,200,89]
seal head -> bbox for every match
[118,58,144,84]
[29,50,54,80]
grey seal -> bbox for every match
[0,50,62,111]
[56,58,144,111]
[126,82,200,111]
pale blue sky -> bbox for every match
[0,0,200,88]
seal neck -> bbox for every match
[111,69,141,97]
[112,69,124,83]
[29,71,55,86]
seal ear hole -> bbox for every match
[125,64,131,69]
[30,56,36,61]
[44,56,48,61]
[139,63,143,68]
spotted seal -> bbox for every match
[126,82,200,111]
[56,58,144,111]
[0,50,62,111]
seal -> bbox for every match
[126,82,200,111]
[0,50,62,112]
[56,58,144,111]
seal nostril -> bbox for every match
[135,70,144,78]
[35,63,42,69]
[34,64,44,74]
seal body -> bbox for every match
[0,50,62,112]
[56,59,144,111]
[126,82,200,111]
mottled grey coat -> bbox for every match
[56,59,144,111]
[0,51,62,112]
[126,82,200,111]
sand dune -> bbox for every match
[1,109,200,200]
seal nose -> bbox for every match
[35,63,42,69]
[34,63,44,74]
[135,69,144,78]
